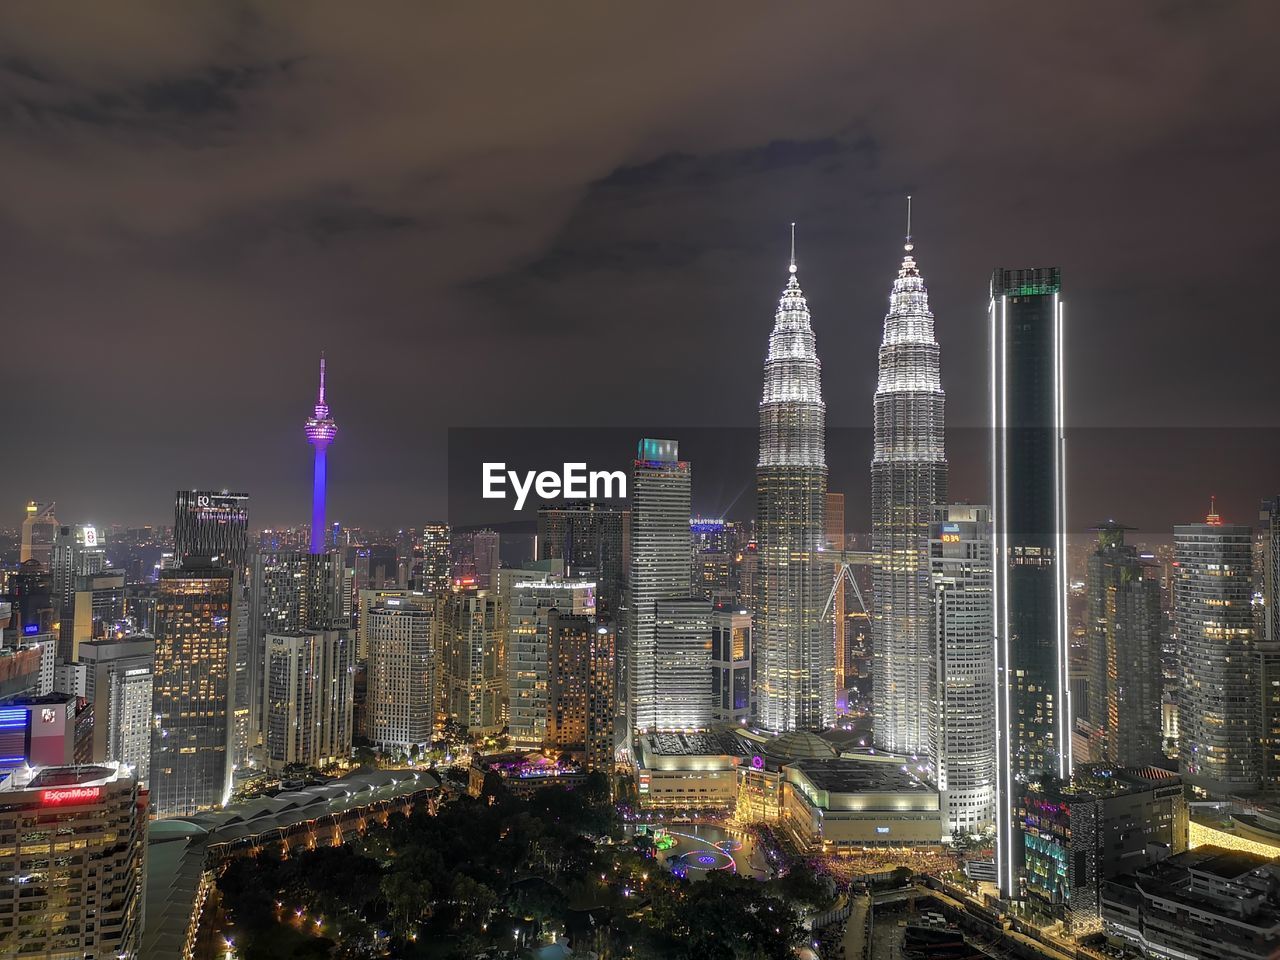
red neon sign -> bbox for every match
[40,787,101,806]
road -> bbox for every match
[841,891,870,960]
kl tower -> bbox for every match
[304,356,338,554]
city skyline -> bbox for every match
[2,4,1277,528]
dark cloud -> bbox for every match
[0,1,1276,531]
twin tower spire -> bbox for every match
[756,200,945,737]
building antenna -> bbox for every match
[789,222,797,274]
[319,353,327,404]
[905,195,914,252]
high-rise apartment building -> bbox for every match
[51,524,107,660]
[262,629,354,772]
[80,635,155,779]
[246,549,351,753]
[471,529,501,589]
[150,559,236,817]
[497,564,595,748]
[1259,498,1280,787]
[439,586,504,737]
[629,438,693,732]
[0,764,144,959]
[1084,522,1163,767]
[1176,508,1257,796]
[990,266,1071,897]
[420,522,452,595]
[365,594,436,753]
[756,242,830,732]
[928,504,995,837]
[872,230,947,757]
[545,609,616,771]
[20,500,57,568]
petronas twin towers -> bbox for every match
[756,249,832,732]
[870,238,947,755]
[756,224,944,739]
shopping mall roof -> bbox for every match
[141,767,440,960]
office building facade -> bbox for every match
[0,764,144,959]
[711,605,753,725]
[928,504,996,836]
[150,560,236,817]
[173,490,249,569]
[629,439,693,732]
[990,266,1071,896]
[80,636,155,779]
[1176,512,1258,796]
[365,595,436,752]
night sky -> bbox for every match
[2,3,1277,533]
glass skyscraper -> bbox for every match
[989,266,1070,897]
[1084,521,1163,767]
[150,559,236,817]
[756,242,831,732]
[628,438,694,732]
[872,234,947,756]
[1175,510,1257,796]
[928,504,995,837]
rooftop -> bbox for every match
[639,731,755,758]
[0,762,132,793]
[791,757,932,795]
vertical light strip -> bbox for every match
[1000,294,1014,896]
[1056,296,1072,779]
[989,293,1004,893]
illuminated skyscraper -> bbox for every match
[366,594,436,753]
[20,501,57,568]
[304,357,338,555]
[546,609,616,772]
[439,585,504,737]
[756,232,830,732]
[629,438,693,732]
[872,215,946,757]
[150,559,236,817]
[1084,522,1163,767]
[173,490,249,569]
[472,529,500,589]
[1175,506,1257,796]
[990,266,1071,897]
[928,505,995,837]
[262,628,354,773]
[498,565,595,748]
[0,764,143,959]
[420,522,452,595]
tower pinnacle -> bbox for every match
[789,221,797,274]
[304,356,337,553]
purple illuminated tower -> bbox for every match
[304,357,338,554]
